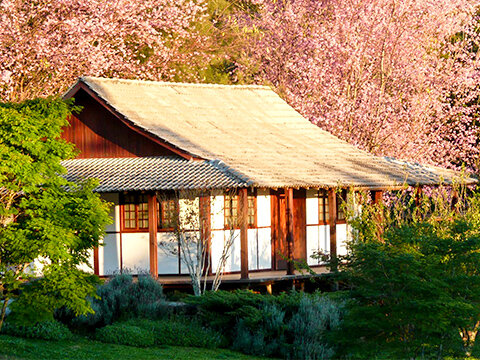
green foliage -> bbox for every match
[231,293,343,359]
[189,289,344,359]
[0,98,111,329]
[232,302,287,357]
[123,317,225,348]
[173,0,262,85]
[185,290,267,336]
[1,320,72,341]
[335,185,480,358]
[287,295,342,360]
[70,273,168,329]
[95,324,155,347]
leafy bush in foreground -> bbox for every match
[189,290,345,359]
[1,320,72,341]
[186,289,266,335]
[232,302,286,357]
[333,186,480,359]
[123,317,225,348]
[68,273,168,329]
[288,295,341,360]
[95,323,154,347]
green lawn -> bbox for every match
[0,335,270,360]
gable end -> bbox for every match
[63,82,200,160]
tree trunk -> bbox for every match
[460,321,480,356]
[0,298,9,332]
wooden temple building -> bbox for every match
[61,77,467,288]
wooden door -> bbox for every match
[271,190,287,270]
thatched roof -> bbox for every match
[64,77,475,190]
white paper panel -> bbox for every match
[211,229,241,273]
[211,195,224,230]
[307,225,331,265]
[210,230,224,272]
[77,249,94,274]
[100,233,121,275]
[101,193,120,233]
[121,232,149,274]
[180,231,201,274]
[306,190,319,225]
[320,225,330,254]
[257,227,272,269]
[306,225,320,265]
[157,232,179,274]
[248,228,258,270]
[256,193,271,227]
[336,224,348,256]
[224,229,241,272]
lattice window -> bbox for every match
[318,189,329,224]
[224,192,256,228]
[247,195,256,227]
[121,193,149,231]
[224,194,239,228]
[158,199,177,230]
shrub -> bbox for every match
[1,320,73,341]
[287,294,343,360]
[185,289,346,358]
[95,323,155,347]
[186,289,268,336]
[123,317,225,348]
[230,292,344,359]
[70,273,168,329]
[232,302,287,357]
[335,187,480,359]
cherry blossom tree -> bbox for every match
[2,0,480,170]
[239,0,480,169]
[0,0,211,101]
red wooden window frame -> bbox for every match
[120,193,149,232]
[157,198,178,231]
[224,190,256,229]
[224,194,239,229]
[247,192,257,228]
[318,189,329,225]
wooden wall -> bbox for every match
[62,89,177,158]
[271,189,308,270]
[271,190,286,270]
[292,189,306,261]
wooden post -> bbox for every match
[452,189,459,211]
[239,188,249,279]
[286,187,295,275]
[328,189,337,270]
[415,186,423,206]
[93,247,99,276]
[199,194,212,275]
[372,190,383,205]
[266,283,273,295]
[148,193,158,278]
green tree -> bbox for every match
[0,98,111,331]
[334,186,480,359]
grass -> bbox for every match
[0,335,270,360]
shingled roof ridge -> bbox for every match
[80,76,271,91]
[61,156,251,191]
[208,159,254,187]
